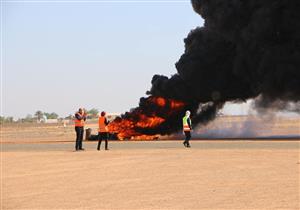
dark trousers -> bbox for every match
[75,126,84,150]
[184,131,191,146]
[97,132,109,150]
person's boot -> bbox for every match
[183,142,187,147]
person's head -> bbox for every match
[78,108,83,114]
[101,111,106,117]
[185,110,191,117]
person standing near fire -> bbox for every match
[74,108,87,151]
[183,110,192,148]
[97,111,110,150]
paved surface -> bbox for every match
[2,140,299,152]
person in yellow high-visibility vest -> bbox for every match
[97,111,110,150]
[183,110,192,148]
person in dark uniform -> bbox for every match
[182,110,192,148]
[74,108,87,151]
[97,111,110,150]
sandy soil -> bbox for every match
[1,115,299,143]
[2,141,299,210]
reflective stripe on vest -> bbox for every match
[183,116,191,131]
[74,114,84,127]
[98,116,108,132]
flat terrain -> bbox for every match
[1,115,299,143]
[1,116,299,209]
[2,141,300,210]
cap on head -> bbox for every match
[101,111,106,117]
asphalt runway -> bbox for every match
[2,140,299,152]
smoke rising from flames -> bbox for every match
[109,0,300,139]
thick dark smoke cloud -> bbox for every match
[148,0,300,113]
[114,0,300,138]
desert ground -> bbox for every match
[1,115,299,144]
[1,116,300,210]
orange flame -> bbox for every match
[108,96,185,140]
[136,114,165,128]
[155,97,167,107]
[170,100,185,109]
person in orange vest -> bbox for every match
[97,111,110,150]
[74,108,87,151]
[183,110,192,148]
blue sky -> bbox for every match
[2,0,250,118]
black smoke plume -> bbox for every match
[111,0,300,138]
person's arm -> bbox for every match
[75,113,82,120]
[75,113,86,121]
[187,118,192,130]
[105,118,110,125]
